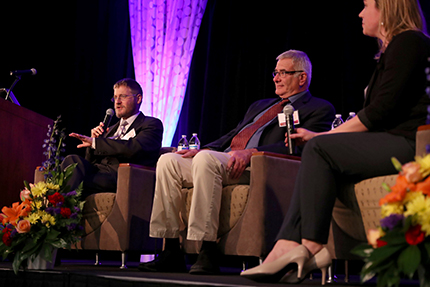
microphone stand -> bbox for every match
[3,76,21,106]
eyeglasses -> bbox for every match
[272,70,304,78]
[111,94,138,102]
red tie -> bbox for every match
[230,99,290,150]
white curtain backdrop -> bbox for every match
[129,0,208,146]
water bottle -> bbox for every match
[331,114,344,130]
[189,133,200,150]
[178,135,189,151]
[346,112,356,121]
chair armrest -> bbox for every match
[252,151,301,161]
[98,163,156,251]
[231,153,301,256]
[416,124,430,157]
[34,167,44,183]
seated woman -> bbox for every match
[241,0,430,285]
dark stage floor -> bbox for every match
[0,252,421,287]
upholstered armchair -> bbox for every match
[180,152,302,259]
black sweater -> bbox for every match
[358,30,430,140]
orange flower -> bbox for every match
[16,219,31,233]
[415,175,430,196]
[379,175,416,206]
[1,201,32,226]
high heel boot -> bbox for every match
[280,247,332,285]
[240,245,310,282]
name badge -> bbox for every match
[278,110,300,127]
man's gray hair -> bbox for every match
[276,50,312,88]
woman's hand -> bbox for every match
[286,128,319,147]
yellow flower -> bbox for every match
[404,193,427,218]
[26,212,41,224]
[31,182,48,197]
[41,212,56,227]
[403,193,430,236]
[402,190,423,204]
[46,183,60,190]
[415,154,430,178]
[31,200,43,210]
[381,202,403,218]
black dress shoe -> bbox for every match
[138,249,187,273]
[189,249,220,275]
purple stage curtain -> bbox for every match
[129,0,208,146]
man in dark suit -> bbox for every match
[62,78,163,196]
[139,50,335,274]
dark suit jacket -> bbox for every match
[85,112,163,170]
[203,91,335,155]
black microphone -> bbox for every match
[101,108,114,135]
[10,68,37,77]
[283,104,295,155]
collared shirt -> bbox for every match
[224,90,307,152]
[92,111,140,149]
[111,112,139,139]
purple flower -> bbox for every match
[66,191,77,197]
[70,213,78,219]
[74,206,81,212]
[66,223,77,231]
[380,214,404,230]
[45,207,55,215]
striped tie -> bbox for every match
[230,99,290,150]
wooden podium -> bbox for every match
[0,98,53,207]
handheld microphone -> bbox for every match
[101,108,114,135]
[283,104,295,155]
[10,68,37,77]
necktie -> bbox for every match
[230,99,290,150]
[112,120,128,139]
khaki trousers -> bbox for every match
[149,150,250,241]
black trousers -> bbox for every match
[61,154,117,197]
[275,132,415,244]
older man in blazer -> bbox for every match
[139,50,335,274]
[62,78,163,196]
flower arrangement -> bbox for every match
[0,116,84,274]
[352,155,430,287]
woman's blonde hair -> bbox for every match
[375,0,428,55]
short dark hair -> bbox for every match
[113,78,143,96]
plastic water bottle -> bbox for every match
[189,133,200,150]
[178,135,189,151]
[331,114,344,130]
[346,112,356,121]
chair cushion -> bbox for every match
[81,193,116,235]
[182,184,250,237]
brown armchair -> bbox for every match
[180,152,302,259]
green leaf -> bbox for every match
[351,243,374,258]
[45,229,61,242]
[418,264,430,287]
[424,242,430,265]
[381,230,407,245]
[377,264,401,287]
[382,182,392,192]
[397,245,421,278]
[391,157,403,172]
[23,180,31,191]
